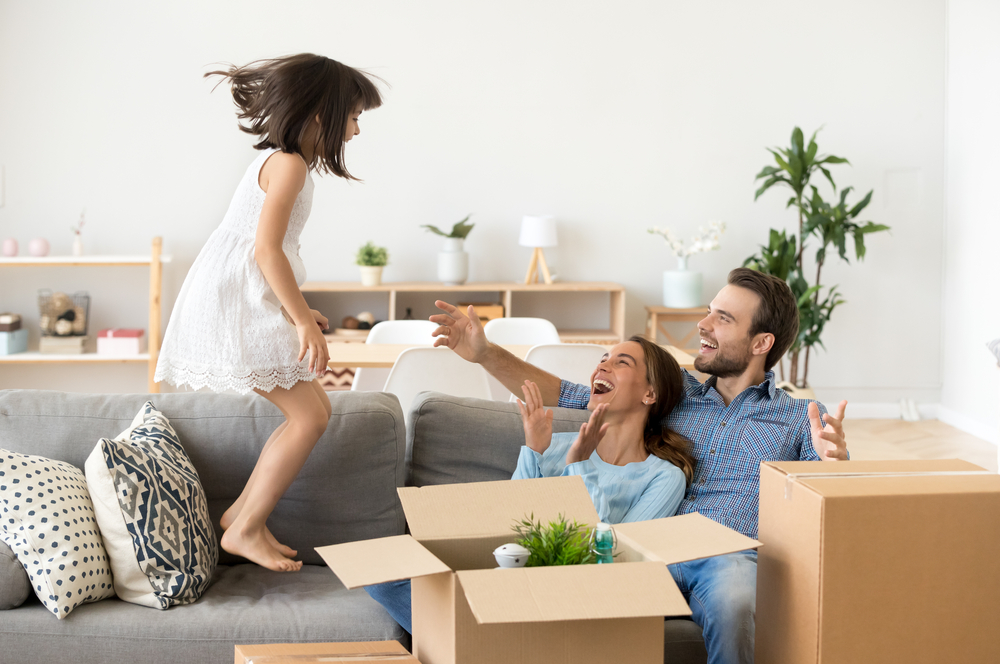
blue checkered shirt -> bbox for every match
[558,370,825,539]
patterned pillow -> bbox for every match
[0,451,115,618]
[85,402,218,609]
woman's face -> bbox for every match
[587,341,655,414]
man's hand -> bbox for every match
[516,380,554,454]
[429,300,490,363]
[566,404,609,464]
[809,400,848,461]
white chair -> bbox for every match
[482,317,562,400]
[350,320,439,392]
[382,347,493,427]
[509,343,608,401]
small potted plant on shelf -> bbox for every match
[647,221,726,308]
[422,214,474,285]
[355,241,388,287]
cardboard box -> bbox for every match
[0,328,28,355]
[97,328,146,355]
[234,640,418,663]
[457,302,504,324]
[317,476,759,664]
[756,460,1000,664]
[0,313,21,332]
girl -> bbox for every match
[366,335,695,631]
[155,54,382,572]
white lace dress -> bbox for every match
[155,148,317,394]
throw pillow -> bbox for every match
[85,401,217,609]
[0,539,31,610]
[0,450,115,618]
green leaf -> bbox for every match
[791,127,805,156]
[755,165,782,179]
[769,149,791,172]
[853,229,867,261]
[858,222,891,234]
[817,155,849,165]
[421,224,449,237]
[818,166,836,191]
[754,175,789,200]
[848,190,873,218]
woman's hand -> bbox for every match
[516,380,554,454]
[310,309,329,331]
[566,404,609,464]
[297,320,329,375]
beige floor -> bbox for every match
[844,419,998,472]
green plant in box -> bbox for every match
[513,513,595,567]
[355,241,388,267]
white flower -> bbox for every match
[648,221,726,258]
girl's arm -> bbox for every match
[563,462,686,523]
[254,152,329,374]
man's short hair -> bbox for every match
[727,267,799,371]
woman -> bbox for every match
[366,335,696,632]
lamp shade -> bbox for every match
[518,215,558,248]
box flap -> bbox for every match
[762,460,998,499]
[235,640,415,663]
[614,513,761,565]
[315,535,451,589]
[456,561,689,623]
[398,476,599,541]
[763,459,985,475]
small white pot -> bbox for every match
[438,237,469,286]
[662,257,702,308]
[72,236,83,257]
[359,265,383,287]
[493,543,530,569]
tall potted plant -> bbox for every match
[745,128,889,393]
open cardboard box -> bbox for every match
[317,476,759,664]
[234,640,417,663]
[756,459,1000,664]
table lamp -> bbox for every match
[519,215,558,284]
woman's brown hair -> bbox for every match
[206,54,383,180]
[629,335,697,485]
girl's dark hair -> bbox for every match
[628,335,697,485]
[206,54,383,180]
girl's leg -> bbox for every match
[220,380,330,571]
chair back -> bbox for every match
[351,320,439,392]
[509,343,607,401]
[382,347,493,427]
[482,318,562,400]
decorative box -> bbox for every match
[0,313,22,332]
[0,328,28,355]
[39,335,86,354]
[97,328,146,356]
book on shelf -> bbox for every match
[39,335,87,354]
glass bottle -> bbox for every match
[592,522,615,564]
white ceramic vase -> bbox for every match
[72,236,83,257]
[359,265,383,287]
[438,238,469,286]
[662,255,702,308]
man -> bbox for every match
[429,267,848,664]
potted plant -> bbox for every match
[648,221,726,308]
[745,127,889,394]
[511,513,597,567]
[355,241,388,287]
[422,215,474,285]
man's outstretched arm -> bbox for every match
[429,300,564,405]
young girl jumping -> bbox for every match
[155,54,382,572]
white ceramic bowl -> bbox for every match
[493,543,530,569]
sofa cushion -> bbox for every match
[0,563,407,664]
[0,450,115,618]
[0,540,30,610]
[85,402,217,609]
[407,391,590,486]
[0,390,407,566]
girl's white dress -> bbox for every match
[155,148,317,394]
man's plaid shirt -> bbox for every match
[558,370,825,539]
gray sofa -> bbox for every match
[0,389,707,664]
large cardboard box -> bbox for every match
[756,459,1000,664]
[234,640,417,663]
[317,476,759,664]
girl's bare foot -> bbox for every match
[220,510,297,558]
[221,526,302,573]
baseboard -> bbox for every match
[848,402,999,446]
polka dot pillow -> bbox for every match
[0,451,115,618]
[85,401,217,610]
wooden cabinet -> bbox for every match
[0,238,169,392]
[301,281,626,343]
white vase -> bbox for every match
[662,255,702,308]
[72,236,83,257]
[438,238,469,285]
[359,265,383,287]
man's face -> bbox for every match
[694,284,759,378]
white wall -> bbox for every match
[0,0,948,407]
[941,0,1000,444]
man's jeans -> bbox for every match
[365,580,412,634]
[668,550,757,664]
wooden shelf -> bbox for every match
[0,255,172,267]
[0,352,150,364]
[0,239,166,392]
[302,281,627,343]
